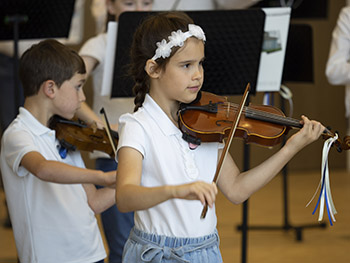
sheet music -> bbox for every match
[256,7,291,92]
[101,22,117,96]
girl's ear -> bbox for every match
[145,59,161,79]
[42,80,56,99]
[106,0,116,15]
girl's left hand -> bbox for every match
[286,115,325,151]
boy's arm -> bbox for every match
[75,102,105,129]
[75,54,118,131]
[21,151,115,186]
[83,181,116,214]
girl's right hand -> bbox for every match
[171,181,218,208]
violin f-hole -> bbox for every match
[216,120,232,127]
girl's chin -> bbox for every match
[182,93,199,104]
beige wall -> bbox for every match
[79,0,348,171]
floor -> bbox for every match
[1,169,350,263]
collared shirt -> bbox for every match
[0,108,106,263]
[326,6,350,118]
[118,94,223,237]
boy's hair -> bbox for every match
[129,11,194,112]
[19,39,86,98]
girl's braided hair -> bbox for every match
[129,11,194,112]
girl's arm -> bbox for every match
[218,116,324,204]
[115,147,218,213]
[21,151,116,186]
[82,55,99,76]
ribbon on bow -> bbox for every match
[306,133,338,225]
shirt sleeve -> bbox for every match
[326,7,350,85]
[79,34,106,64]
[2,128,38,177]
[117,113,147,160]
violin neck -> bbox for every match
[245,106,303,129]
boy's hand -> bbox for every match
[103,170,117,188]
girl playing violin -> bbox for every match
[116,11,324,262]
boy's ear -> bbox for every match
[145,59,161,79]
[42,80,56,98]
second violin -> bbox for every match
[49,115,119,157]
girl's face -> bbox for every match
[151,38,205,106]
[107,0,153,21]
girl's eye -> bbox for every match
[75,84,82,91]
[123,1,134,7]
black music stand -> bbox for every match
[0,0,75,130]
[111,9,266,97]
[237,24,326,256]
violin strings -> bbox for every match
[218,103,301,127]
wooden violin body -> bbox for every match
[178,91,350,152]
[49,115,118,157]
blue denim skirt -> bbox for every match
[122,227,223,263]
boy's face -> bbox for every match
[54,73,86,119]
[107,0,153,21]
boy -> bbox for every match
[0,39,116,263]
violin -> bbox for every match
[49,115,119,157]
[178,91,350,152]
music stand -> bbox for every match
[0,0,75,130]
[237,24,326,256]
[110,9,266,97]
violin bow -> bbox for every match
[200,83,251,219]
[100,108,118,157]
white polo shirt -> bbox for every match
[0,108,106,263]
[118,94,223,237]
[326,6,350,118]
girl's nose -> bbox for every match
[193,66,203,80]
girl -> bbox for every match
[116,11,324,262]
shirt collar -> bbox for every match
[19,107,52,136]
[143,94,181,137]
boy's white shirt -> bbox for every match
[0,107,106,263]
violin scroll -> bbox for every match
[322,132,350,152]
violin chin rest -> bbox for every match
[182,133,201,147]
